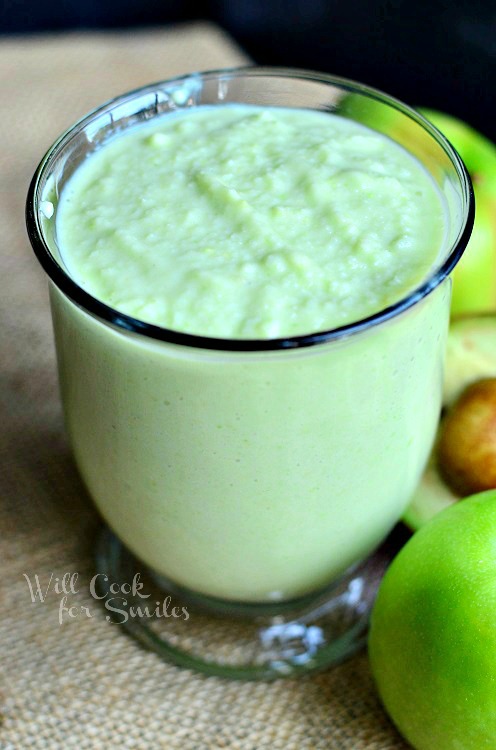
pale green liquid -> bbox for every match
[51,105,449,601]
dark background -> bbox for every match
[1,0,494,139]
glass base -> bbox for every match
[95,526,393,680]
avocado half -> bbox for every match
[402,314,496,531]
[443,315,496,407]
[402,433,459,531]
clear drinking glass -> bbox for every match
[26,68,474,679]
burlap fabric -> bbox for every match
[0,25,408,748]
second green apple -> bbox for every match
[420,109,496,316]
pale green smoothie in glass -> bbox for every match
[49,104,448,602]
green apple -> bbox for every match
[369,490,496,750]
[420,109,496,316]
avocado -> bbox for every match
[402,437,459,531]
[403,314,496,531]
[443,314,496,407]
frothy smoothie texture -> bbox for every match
[57,106,445,339]
[50,102,450,601]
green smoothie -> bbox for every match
[49,104,449,601]
[56,106,445,339]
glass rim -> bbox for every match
[26,65,475,352]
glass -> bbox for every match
[26,68,474,679]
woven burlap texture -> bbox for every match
[0,25,408,749]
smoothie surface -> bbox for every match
[56,105,446,338]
